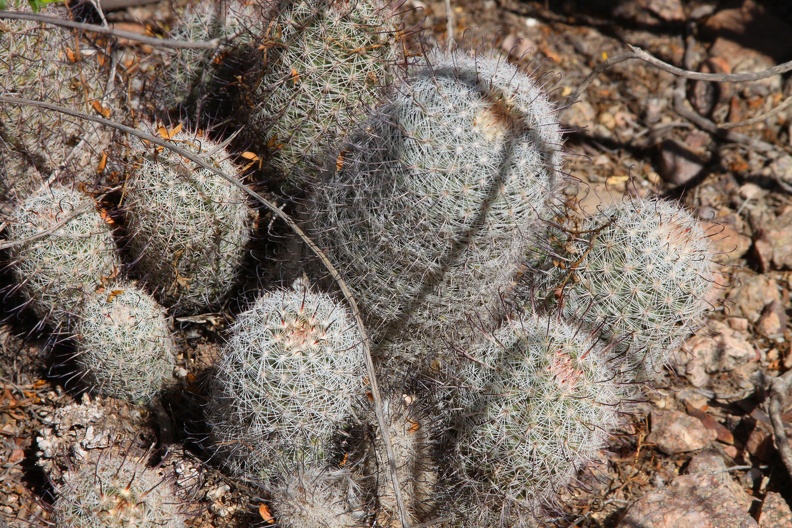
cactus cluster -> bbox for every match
[4,184,120,330]
[0,2,724,527]
[241,0,401,184]
[52,447,185,527]
[73,283,176,404]
[122,125,252,314]
[207,281,365,482]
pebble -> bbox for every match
[658,138,706,186]
[646,410,717,455]
[756,299,787,339]
[727,275,781,323]
[679,320,757,387]
[754,207,792,271]
[759,492,792,528]
[618,472,758,528]
[702,219,751,263]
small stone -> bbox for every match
[598,111,616,130]
[686,449,728,475]
[759,492,792,528]
[564,99,596,131]
[754,208,792,270]
[727,275,781,323]
[738,183,764,201]
[643,0,685,21]
[658,138,706,186]
[746,423,773,461]
[679,321,757,387]
[500,34,537,60]
[728,317,750,331]
[703,220,751,263]
[768,156,792,190]
[646,410,717,455]
[756,300,787,339]
[675,387,709,409]
[618,472,759,528]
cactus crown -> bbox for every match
[123,124,251,314]
[207,280,365,482]
[5,184,120,330]
[453,314,622,525]
[246,0,400,184]
[52,448,185,528]
[551,197,717,380]
[74,282,176,404]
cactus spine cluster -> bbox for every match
[452,314,623,525]
[5,184,120,330]
[207,280,365,482]
[243,0,400,184]
[73,282,176,404]
[312,47,563,364]
[123,125,252,314]
[52,447,185,527]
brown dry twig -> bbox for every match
[767,368,792,482]
[0,95,411,528]
[0,10,220,49]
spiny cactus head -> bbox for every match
[73,281,177,405]
[312,45,563,345]
[4,184,120,331]
[553,196,718,381]
[245,0,402,186]
[122,123,252,314]
[453,314,623,524]
[207,280,365,482]
[52,447,185,527]
[269,467,368,527]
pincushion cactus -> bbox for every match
[312,47,563,355]
[207,280,365,482]
[242,0,401,185]
[452,314,623,526]
[5,184,120,330]
[52,447,185,527]
[270,467,367,527]
[122,125,252,314]
[73,282,176,404]
[535,197,718,381]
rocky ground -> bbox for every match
[2,0,792,526]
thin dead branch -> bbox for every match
[0,95,411,528]
[0,10,220,49]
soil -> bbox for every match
[2,0,792,526]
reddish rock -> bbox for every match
[759,492,792,528]
[756,299,787,339]
[754,208,792,270]
[703,219,752,264]
[658,138,706,186]
[704,0,792,64]
[679,320,757,387]
[646,410,717,455]
[727,275,781,323]
[618,472,758,528]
